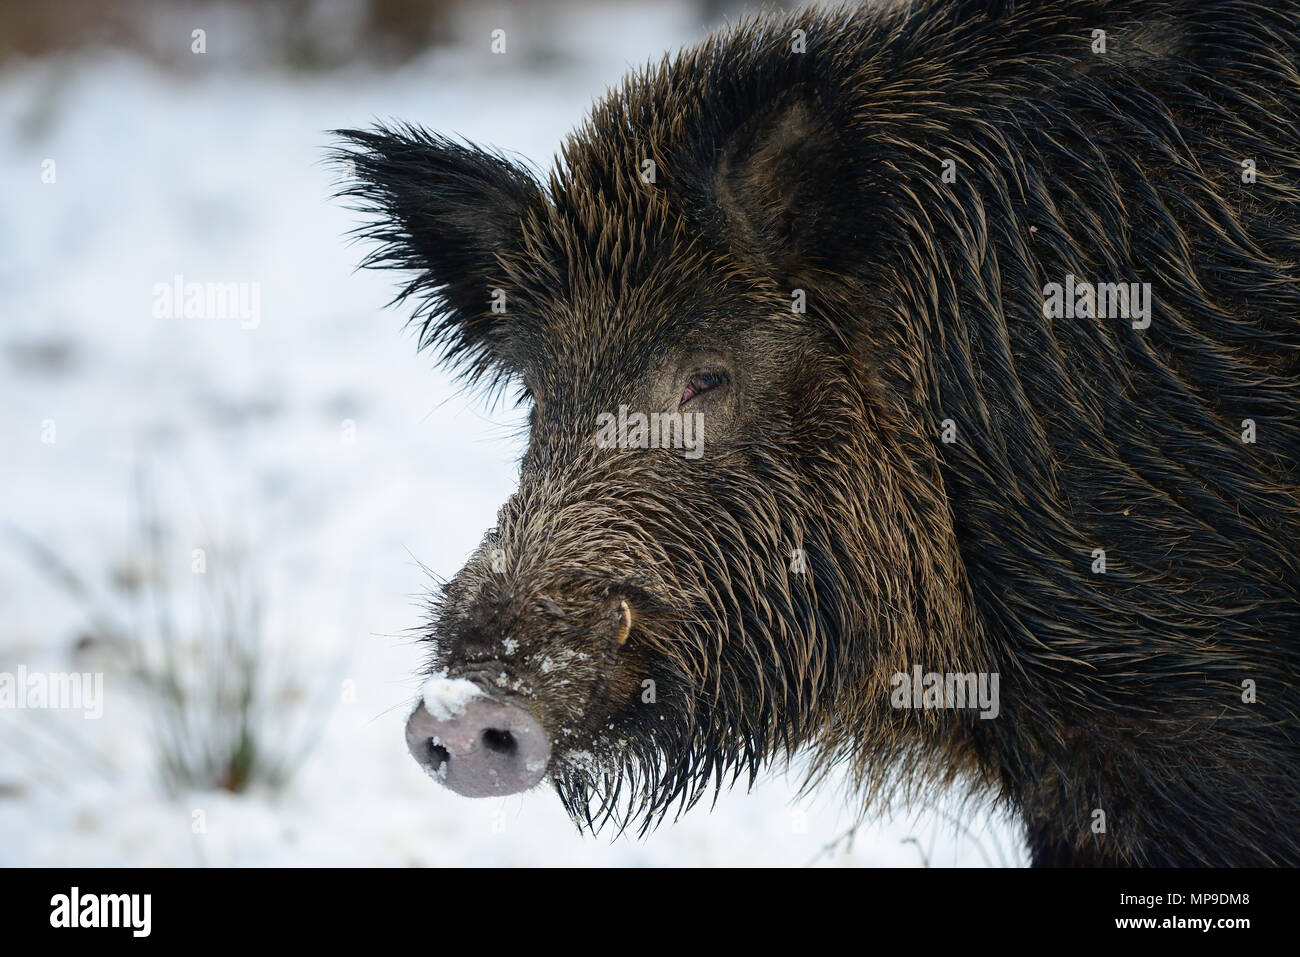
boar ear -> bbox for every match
[332,124,545,384]
[713,95,860,282]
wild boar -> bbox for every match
[335,0,1300,866]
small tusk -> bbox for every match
[616,600,632,646]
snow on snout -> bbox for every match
[416,676,485,720]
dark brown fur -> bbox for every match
[336,0,1300,866]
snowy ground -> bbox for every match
[0,1,1026,866]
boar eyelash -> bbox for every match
[680,370,728,406]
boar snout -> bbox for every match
[405,691,551,798]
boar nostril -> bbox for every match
[482,727,517,754]
[426,740,450,769]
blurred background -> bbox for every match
[0,0,1024,866]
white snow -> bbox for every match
[418,677,484,721]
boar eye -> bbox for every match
[680,370,728,406]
